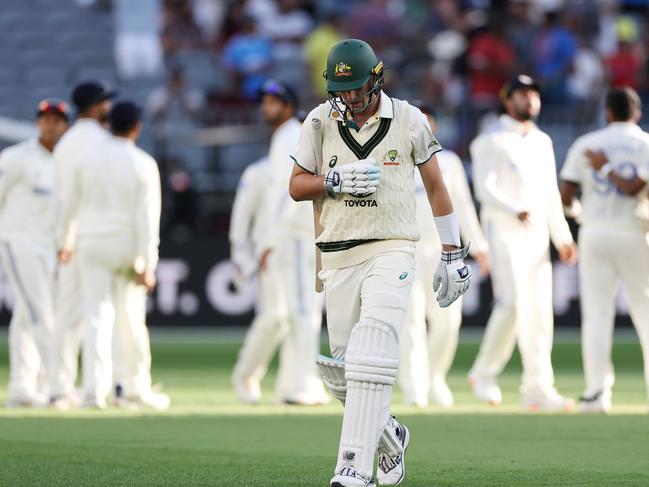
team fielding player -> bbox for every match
[51,80,116,408]
[560,87,649,413]
[0,99,69,407]
[468,75,578,411]
[289,39,471,487]
[399,103,489,408]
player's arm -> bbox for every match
[418,156,456,250]
[56,152,81,262]
[134,157,161,292]
[0,148,20,210]
[585,149,647,196]
[289,164,325,201]
[230,164,263,276]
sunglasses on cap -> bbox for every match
[37,99,70,120]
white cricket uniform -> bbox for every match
[263,118,327,403]
[58,134,160,407]
[293,92,440,479]
[468,114,573,397]
[399,150,488,406]
[560,121,649,401]
[230,157,292,390]
[51,119,110,399]
[0,138,57,402]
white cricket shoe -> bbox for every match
[80,397,108,409]
[231,373,261,404]
[50,392,81,411]
[578,391,612,414]
[523,389,575,412]
[430,376,454,408]
[469,376,502,405]
[330,467,376,487]
[5,391,48,408]
[377,417,410,486]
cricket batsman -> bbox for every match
[289,39,471,486]
[560,87,649,413]
[0,99,69,407]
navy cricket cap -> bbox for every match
[501,74,541,99]
[259,79,299,108]
[36,98,70,120]
[71,80,117,111]
[109,100,142,133]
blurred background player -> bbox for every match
[289,39,471,487]
[107,101,169,410]
[468,75,578,412]
[51,80,116,409]
[399,102,489,408]
[231,79,328,405]
[0,99,69,407]
[560,87,649,413]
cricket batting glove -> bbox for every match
[324,159,380,198]
[433,245,472,308]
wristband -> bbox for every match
[434,212,461,247]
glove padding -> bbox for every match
[433,245,472,308]
[323,159,380,198]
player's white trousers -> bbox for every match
[50,258,83,398]
[112,280,153,399]
[579,225,649,400]
[470,221,556,395]
[0,239,55,400]
[320,245,415,479]
[232,253,290,385]
[399,243,462,405]
[76,235,134,406]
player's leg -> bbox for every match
[77,249,116,408]
[331,247,415,486]
[0,242,49,407]
[617,230,649,403]
[398,265,430,407]
[426,294,462,407]
[578,227,617,412]
[469,226,519,404]
[232,254,289,402]
[50,259,84,407]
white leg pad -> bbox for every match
[336,320,400,481]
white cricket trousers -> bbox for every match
[579,225,649,400]
[50,258,83,399]
[470,221,556,395]
[76,235,135,406]
[0,239,55,400]
[399,243,462,405]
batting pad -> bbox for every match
[316,355,347,404]
[336,320,400,480]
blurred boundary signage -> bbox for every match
[0,238,634,328]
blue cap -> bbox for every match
[109,100,142,133]
[259,79,298,108]
[71,80,117,111]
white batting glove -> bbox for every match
[433,245,472,308]
[323,159,380,198]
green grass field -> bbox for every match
[1,329,648,486]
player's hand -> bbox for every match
[433,245,472,308]
[474,251,490,276]
[58,248,73,264]
[136,270,157,293]
[558,243,578,265]
[323,159,380,198]
[259,249,272,272]
[585,149,608,171]
[517,211,530,225]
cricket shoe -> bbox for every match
[523,389,575,412]
[231,373,261,404]
[114,386,171,411]
[578,391,612,414]
[330,467,376,487]
[5,391,48,408]
[50,392,81,411]
[430,376,454,408]
[377,417,410,486]
[468,375,502,405]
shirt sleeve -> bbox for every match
[291,107,320,174]
[544,138,574,248]
[229,164,262,275]
[0,147,21,211]
[134,155,162,274]
[409,106,442,165]
[55,144,81,250]
[470,134,522,216]
[637,139,649,182]
[445,153,489,254]
[560,138,585,184]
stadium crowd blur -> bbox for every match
[4,0,649,238]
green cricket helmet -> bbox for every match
[324,39,384,123]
